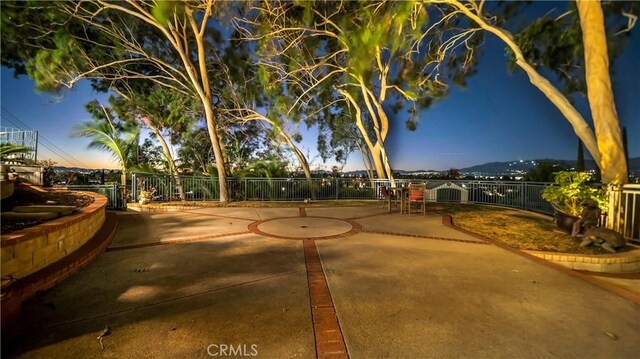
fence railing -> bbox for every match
[65,184,127,210]
[609,184,640,242]
[0,127,38,162]
[61,173,638,242]
[129,173,555,214]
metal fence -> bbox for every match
[129,173,555,214]
[63,173,638,242]
[66,184,127,210]
[0,127,38,162]
[610,184,640,242]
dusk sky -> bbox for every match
[1,2,638,172]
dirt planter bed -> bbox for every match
[1,192,107,282]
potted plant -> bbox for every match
[542,171,607,233]
[138,188,156,205]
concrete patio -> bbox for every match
[3,205,639,358]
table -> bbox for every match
[388,187,408,214]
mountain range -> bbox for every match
[345,157,640,176]
[461,157,639,174]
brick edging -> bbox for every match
[360,229,489,245]
[442,214,640,304]
[304,239,349,359]
[1,211,118,331]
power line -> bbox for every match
[1,108,93,168]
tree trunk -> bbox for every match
[355,141,375,180]
[576,0,628,185]
[282,133,316,199]
[204,105,230,202]
[339,88,393,182]
[147,123,186,201]
[369,145,386,179]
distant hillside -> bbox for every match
[54,166,111,172]
[343,157,640,176]
[460,157,639,175]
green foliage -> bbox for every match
[0,143,32,162]
[133,137,167,172]
[72,101,139,172]
[253,0,482,146]
[235,159,288,180]
[542,171,607,217]
[506,1,638,99]
[150,1,186,27]
[37,159,57,187]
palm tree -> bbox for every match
[0,143,32,163]
[72,103,139,185]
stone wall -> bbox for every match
[1,192,107,281]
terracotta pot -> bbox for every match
[555,211,580,234]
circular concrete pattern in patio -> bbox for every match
[249,216,361,240]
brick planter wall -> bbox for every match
[1,192,107,281]
[127,202,205,213]
[524,249,640,273]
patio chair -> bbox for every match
[380,185,399,211]
[406,183,426,215]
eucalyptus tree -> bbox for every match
[429,0,634,186]
[73,100,139,185]
[138,137,168,172]
[316,107,375,180]
[112,85,197,200]
[216,31,319,185]
[235,1,481,182]
[177,122,273,177]
[1,0,234,201]
[178,127,212,175]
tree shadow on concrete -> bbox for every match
[2,214,310,358]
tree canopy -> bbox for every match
[1,0,634,190]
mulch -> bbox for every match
[1,187,94,234]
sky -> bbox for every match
[1,1,638,172]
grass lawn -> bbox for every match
[428,203,636,255]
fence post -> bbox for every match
[521,182,526,210]
[335,178,339,200]
[131,173,136,203]
[244,178,247,201]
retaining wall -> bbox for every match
[524,249,640,273]
[1,192,107,281]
